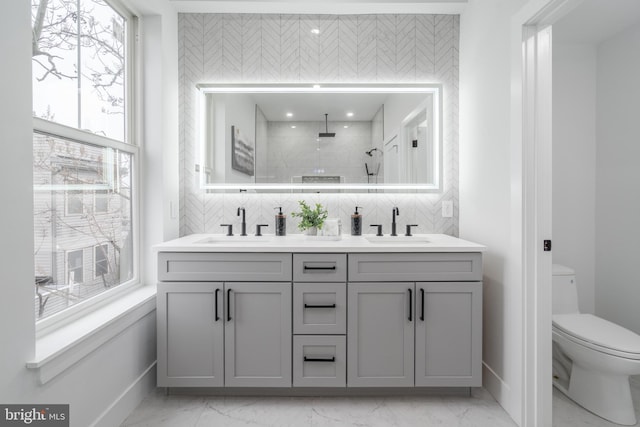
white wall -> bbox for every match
[595,22,640,334]
[0,1,179,426]
[459,0,528,422]
[552,43,597,314]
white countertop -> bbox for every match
[154,233,487,253]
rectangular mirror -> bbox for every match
[197,84,442,192]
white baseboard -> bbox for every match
[483,362,520,426]
[91,362,157,427]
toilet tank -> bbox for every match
[552,264,580,314]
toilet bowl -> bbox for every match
[552,264,640,425]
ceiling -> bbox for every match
[249,93,388,122]
[169,0,467,14]
[554,0,640,44]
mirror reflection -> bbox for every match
[199,85,442,192]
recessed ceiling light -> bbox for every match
[286,112,293,117]
[344,125,349,128]
[346,112,354,117]
[291,125,296,129]
[311,28,320,35]
[313,84,321,89]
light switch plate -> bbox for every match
[442,201,453,218]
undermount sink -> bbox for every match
[365,236,430,244]
[195,236,273,244]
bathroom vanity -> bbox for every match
[155,234,485,391]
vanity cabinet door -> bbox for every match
[157,282,224,387]
[347,282,415,387]
[415,282,482,387]
[224,282,292,387]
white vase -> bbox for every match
[304,227,317,236]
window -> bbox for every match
[94,189,109,213]
[32,0,137,321]
[66,249,84,284]
[65,190,83,216]
[94,244,109,279]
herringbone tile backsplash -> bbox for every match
[179,13,459,236]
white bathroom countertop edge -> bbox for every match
[153,233,487,253]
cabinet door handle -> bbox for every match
[408,288,413,322]
[304,303,336,308]
[227,289,232,322]
[214,288,220,322]
[304,356,336,362]
[303,265,336,271]
[420,288,425,322]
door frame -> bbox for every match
[511,0,583,426]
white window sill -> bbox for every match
[27,284,157,385]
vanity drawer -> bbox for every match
[293,335,346,387]
[293,253,347,282]
[348,253,482,282]
[158,252,292,282]
[293,283,346,334]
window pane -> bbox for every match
[94,244,109,278]
[34,132,133,319]
[32,0,126,141]
[94,189,109,213]
[67,249,84,283]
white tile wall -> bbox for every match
[179,13,459,236]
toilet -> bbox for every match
[552,264,640,425]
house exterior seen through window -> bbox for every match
[32,0,137,320]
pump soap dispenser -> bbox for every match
[275,207,287,236]
[351,206,363,236]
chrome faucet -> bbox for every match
[391,207,399,236]
[237,207,247,236]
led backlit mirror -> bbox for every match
[198,84,442,192]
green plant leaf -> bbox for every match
[291,200,328,231]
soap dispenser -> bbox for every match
[351,206,363,236]
[275,207,287,236]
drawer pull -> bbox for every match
[303,265,337,271]
[304,303,336,308]
[304,356,336,362]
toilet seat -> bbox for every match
[553,313,640,360]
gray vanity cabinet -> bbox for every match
[347,253,483,388]
[157,252,292,388]
[347,282,415,387]
[224,282,292,387]
[157,282,224,387]
[415,282,482,387]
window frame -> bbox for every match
[33,0,140,333]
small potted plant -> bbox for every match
[291,201,328,236]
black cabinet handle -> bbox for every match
[420,288,425,321]
[227,289,232,321]
[304,356,336,362]
[304,303,336,308]
[408,288,413,322]
[214,288,220,322]
[303,265,336,271]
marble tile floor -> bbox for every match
[122,388,518,427]
[123,376,640,427]
[553,375,640,427]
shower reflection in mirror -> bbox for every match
[198,85,442,192]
